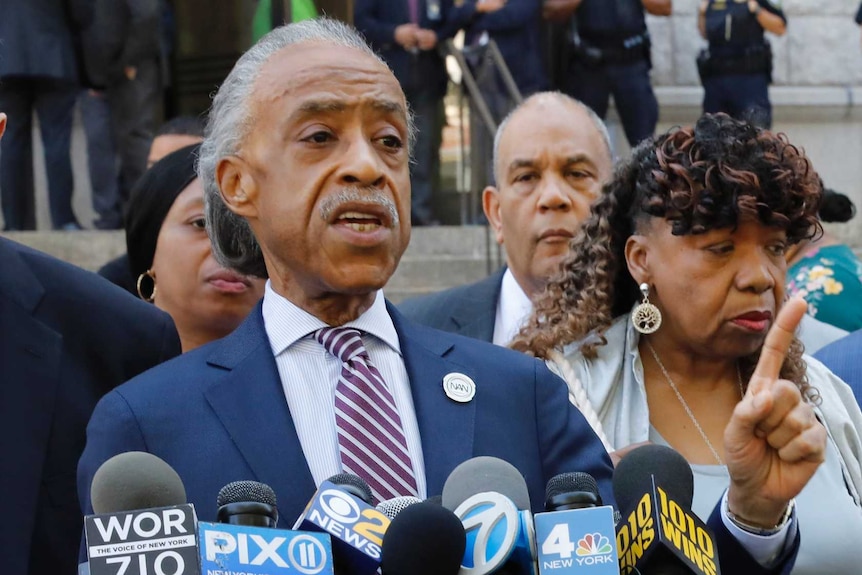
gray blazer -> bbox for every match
[397,267,505,343]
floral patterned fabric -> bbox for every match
[787,244,862,332]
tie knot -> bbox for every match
[315,327,367,363]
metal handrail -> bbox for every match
[443,38,522,272]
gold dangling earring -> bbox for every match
[136,269,157,303]
[632,282,662,334]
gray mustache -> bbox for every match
[319,188,400,226]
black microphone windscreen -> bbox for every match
[376,496,422,520]
[381,502,466,575]
[546,472,601,501]
[90,451,186,514]
[326,472,374,504]
[613,444,694,512]
[441,456,531,511]
[217,480,277,507]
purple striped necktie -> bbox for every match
[407,0,419,24]
[315,327,418,503]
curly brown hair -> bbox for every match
[513,113,823,399]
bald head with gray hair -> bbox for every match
[492,92,612,183]
[198,18,412,278]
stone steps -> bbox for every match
[0,227,505,304]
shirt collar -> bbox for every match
[261,281,402,356]
[494,268,535,346]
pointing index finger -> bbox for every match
[748,297,807,395]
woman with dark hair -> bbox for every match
[126,143,265,351]
[515,114,862,572]
[786,188,862,332]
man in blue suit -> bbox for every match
[0,113,181,575]
[79,20,810,573]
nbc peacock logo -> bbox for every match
[576,533,613,556]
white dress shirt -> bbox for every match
[492,268,534,347]
[261,281,427,498]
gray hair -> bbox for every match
[199,18,410,277]
[492,92,613,183]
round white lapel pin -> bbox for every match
[443,373,476,403]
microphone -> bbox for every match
[377,496,423,520]
[293,473,391,575]
[534,472,619,574]
[216,480,278,527]
[442,456,537,575]
[199,479,334,574]
[328,472,374,505]
[381,501,467,575]
[84,452,201,575]
[613,445,721,575]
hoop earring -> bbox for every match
[632,282,661,334]
[136,269,157,303]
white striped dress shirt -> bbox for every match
[261,282,427,498]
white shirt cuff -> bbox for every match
[720,490,797,567]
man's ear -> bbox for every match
[482,186,504,245]
[0,113,7,141]
[624,234,651,286]
[217,155,258,218]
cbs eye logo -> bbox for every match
[319,489,362,524]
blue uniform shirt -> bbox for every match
[575,0,647,45]
[705,0,785,56]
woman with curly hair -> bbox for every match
[515,113,862,572]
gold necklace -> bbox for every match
[646,341,745,465]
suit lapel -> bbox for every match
[203,309,316,525]
[0,239,62,571]
[448,267,506,342]
[389,304,476,497]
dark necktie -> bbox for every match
[315,327,419,503]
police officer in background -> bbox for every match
[561,0,672,148]
[697,0,786,129]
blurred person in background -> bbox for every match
[100,115,205,293]
[561,0,671,147]
[0,0,91,231]
[786,188,862,333]
[450,0,548,204]
[147,114,206,167]
[97,0,165,204]
[125,144,265,351]
[697,0,785,129]
[355,0,461,226]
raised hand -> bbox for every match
[723,297,826,528]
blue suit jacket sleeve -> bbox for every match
[708,503,800,574]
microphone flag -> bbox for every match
[85,503,201,575]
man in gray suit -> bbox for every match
[0,0,94,230]
[399,92,613,344]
